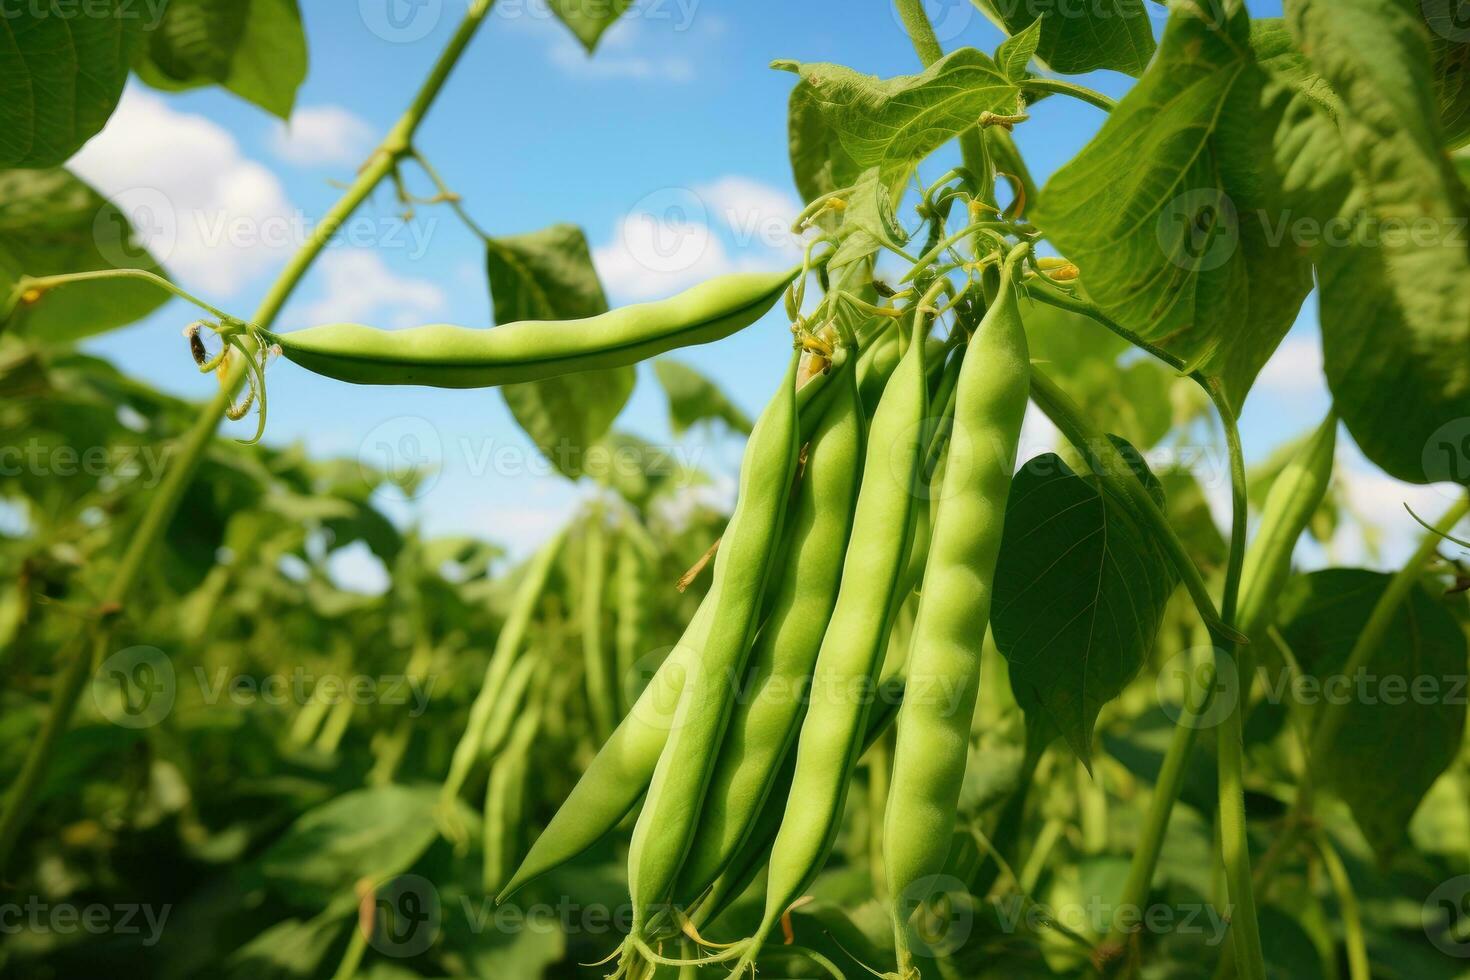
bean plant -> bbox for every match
[2,1,1470,979]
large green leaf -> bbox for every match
[1031,2,1315,414]
[788,78,864,205]
[0,169,168,342]
[258,785,446,909]
[546,0,633,53]
[991,440,1178,765]
[1288,0,1470,484]
[1276,569,1468,859]
[486,223,634,481]
[0,0,144,167]
[653,358,752,435]
[135,0,308,119]
[773,49,1017,184]
[1424,0,1470,147]
[971,0,1156,77]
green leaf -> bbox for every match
[1032,2,1315,414]
[486,223,635,481]
[1288,0,1470,484]
[653,358,752,435]
[0,1,145,168]
[1423,0,1470,148]
[225,916,346,979]
[971,0,1156,78]
[486,224,608,324]
[994,16,1042,82]
[772,49,1017,184]
[258,785,445,908]
[135,0,308,119]
[788,79,864,206]
[0,169,168,342]
[546,0,633,52]
[991,442,1178,766]
[826,166,908,273]
[1277,569,1468,859]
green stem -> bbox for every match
[10,269,239,324]
[1097,661,1210,969]
[895,0,994,200]
[0,0,500,877]
[1024,279,1190,377]
[331,919,370,980]
[1021,78,1117,111]
[1209,394,1267,980]
[1314,831,1370,980]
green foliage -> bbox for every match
[7,3,1470,979]
[1276,569,1468,859]
[653,358,753,435]
[135,0,309,119]
[0,0,145,168]
[971,0,1156,77]
[1032,0,1314,414]
[992,440,1178,765]
[486,223,635,481]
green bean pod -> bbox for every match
[483,667,546,892]
[731,313,928,973]
[855,328,901,416]
[614,529,649,717]
[624,352,801,945]
[883,260,1030,975]
[261,269,796,389]
[672,363,865,904]
[1236,413,1337,636]
[496,355,851,904]
[442,528,566,806]
[479,652,543,762]
[581,506,616,740]
[496,592,714,903]
[693,679,906,931]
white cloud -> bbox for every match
[593,176,803,302]
[271,105,376,167]
[69,87,295,298]
[1255,335,1324,395]
[696,176,804,259]
[291,250,448,328]
[594,213,737,301]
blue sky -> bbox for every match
[71,0,1453,586]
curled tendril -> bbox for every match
[1405,502,1470,550]
[187,318,269,443]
